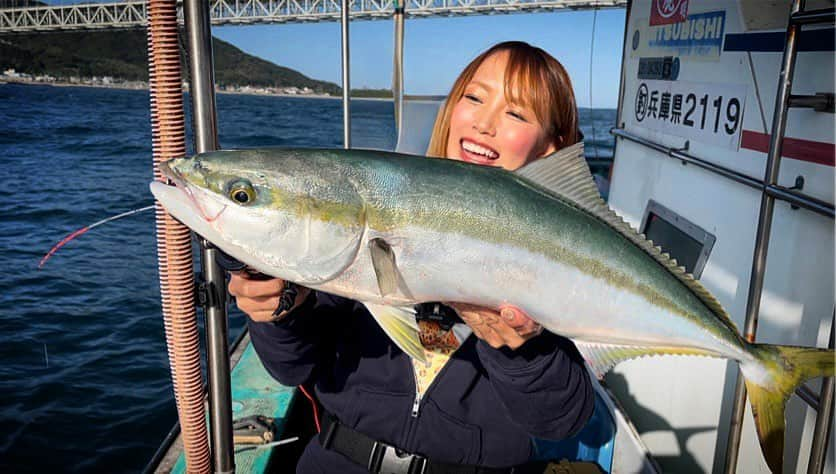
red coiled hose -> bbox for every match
[147,0,211,471]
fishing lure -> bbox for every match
[38,205,154,268]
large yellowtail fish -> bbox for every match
[150,144,833,473]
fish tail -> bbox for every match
[740,343,834,473]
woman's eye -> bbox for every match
[464,94,482,103]
[508,110,527,122]
[227,180,256,205]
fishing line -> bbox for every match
[38,204,155,268]
[588,7,599,160]
[233,436,300,454]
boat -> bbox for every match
[144,0,834,472]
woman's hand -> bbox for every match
[228,272,310,323]
[449,303,543,350]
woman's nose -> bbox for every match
[473,109,497,136]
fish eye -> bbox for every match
[227,180,255,205]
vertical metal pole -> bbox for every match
[185,1,219,154]
[611,0,632,169]
[341,0,351,149]
[807,312,835,474]
[183,0,234,473]
[392,0,404,136]
[723,1,804,472]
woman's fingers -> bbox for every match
[459,308,505,348]
[236,294,280,314]
[228,273,311,322]
[228,273,285,298]
[229,273,283,322]
[450,303,539,350]
[499,305,543,338]
[235,293,282,323]
[497,305,529,328]
[449,304,487,343]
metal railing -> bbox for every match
[0,0,625,33]
[609,128,835,219]
[612,1,834,471]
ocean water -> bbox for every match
[0,83,616,472]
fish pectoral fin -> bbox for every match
[363,302,426,364]
[369,238,399,298]
[573,340,719,379]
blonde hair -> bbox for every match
[426,41,579,158]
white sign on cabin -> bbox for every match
[629,79,748,150]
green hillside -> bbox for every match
[0,29,341,94]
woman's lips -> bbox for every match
[458,139,500,166]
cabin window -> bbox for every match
[640,200,716,279]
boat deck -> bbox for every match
[154,333,302,473]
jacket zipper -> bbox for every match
[403,329,472,453]
[404,353,457,453]
[407,342,463,416]
[411,365,423,417]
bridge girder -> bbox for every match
[0,0,624,33]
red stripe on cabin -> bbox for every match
[741,130,835,167]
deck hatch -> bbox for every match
[640,200,716,279]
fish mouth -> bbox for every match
[459,139,500,166]
[158,159,227,223]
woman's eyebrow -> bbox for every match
[467,80,493,92]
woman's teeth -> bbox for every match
[461,140,498,159]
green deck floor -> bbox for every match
[170,340,298,473]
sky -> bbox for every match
[213,8,626,109]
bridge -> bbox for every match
[0,0,625,33]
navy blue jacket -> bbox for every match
[248,291,594,472]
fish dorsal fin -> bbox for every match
[515,142,738,335]
[516,142,605,211]
[363,303,426,364]
[573,340,720,379]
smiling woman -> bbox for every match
[429,41,580,170]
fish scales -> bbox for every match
[287,150,744,357]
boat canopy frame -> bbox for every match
[0,0,628,34]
